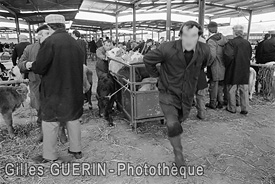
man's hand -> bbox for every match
[26,62,33,70]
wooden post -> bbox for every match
[133,4,137,41]
[198,0,206,29]
[166,0,171,41]
[247,10,253,40]
[15,15,20,43]
[28,22,32,43]
[116,13,119,45]
[110,27,113,41]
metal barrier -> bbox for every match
[109,57,164,131]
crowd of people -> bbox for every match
[1,12,270,169]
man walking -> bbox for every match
[224,25,252,114]
[31,14,84,163]
[206,21,228,109]
[144,21,213,167]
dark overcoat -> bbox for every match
[144,40,213,121]
[224,36,252,85]
[31,29,84,122]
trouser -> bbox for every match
[42,120,81,160]
[227,84,249,112]
[195,88,207,118]
[159,102,184,138]
[209,80,224,105]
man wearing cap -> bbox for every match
[11,35,31,66]
[224,25,252,115]
[144,21,214,168]
[72,30,87,65]
[30,14,84,163]
[261,31,275,64]
[206,21,228,109]
[17,25,50,143]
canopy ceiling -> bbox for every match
[0,0,274,31]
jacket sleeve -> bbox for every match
[143,44,165,78]
[17,46,30,73]
[31,39,54,75]
[223,41,234,68]
[96,48,106,60]
[11,47,18,66]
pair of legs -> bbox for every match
[195,88,207,120]
[42,120,81,160]
[160,102,186,167]
[207,80,224,108]
[227,84,249,113]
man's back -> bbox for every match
[12,41,30,66]
[262,37,275,63]
[224,36,252,85]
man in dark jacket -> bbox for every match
[206,21,228,109]
[261,31,275,64]
[255,33,270,64]
[144,21,213,168]
[72,30,87,65]
[133,39,153,55]
[11,35,30,66]
[31,14,84,163]
[224,25,252,115]
[89,37,97,61]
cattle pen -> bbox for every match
[109,56,164,131]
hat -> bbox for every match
[19,35,28,41]
[45,14,66,24]
[232,25,244,31]
[207,21,218,29]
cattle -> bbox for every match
[96,74,116,127]
[0,84,28,138]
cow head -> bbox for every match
[16,83,29,101]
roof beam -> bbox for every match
[0,3,16,16]
[79,9,115,16]
[137,1,197,8]
[89,0,132,8]
[18,10,79,18]
[205,2,251,12]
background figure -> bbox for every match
[224,25,252,115]
[206,21,228,109]
[89,37,97,61]
[96,39,112,79]
[11,35,30,66]
[72,30,87,65]
[17,25,50,143]
[133,39,153,55]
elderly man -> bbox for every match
[224,25,252,115]
[17,25,50,143]
[206,21,228,109]
[31,14,84,163]
[12,35,30,66]
[144,21,213,168]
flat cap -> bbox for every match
[19,34,28,40]
[45,14,66,24]
[232,25,244,31]
[207,21,218,29]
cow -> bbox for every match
[96,73,116,127]
[0,84,29,138]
